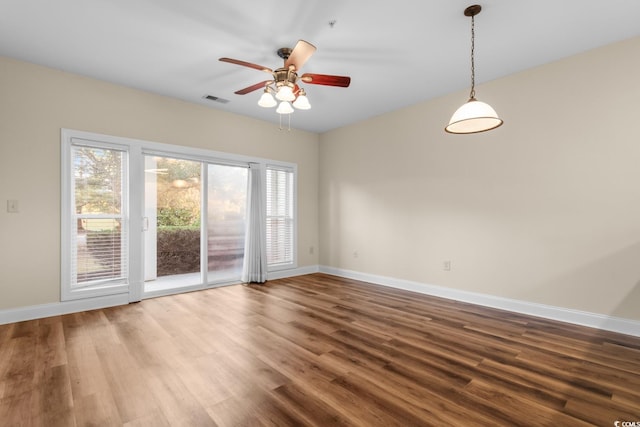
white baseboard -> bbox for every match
[319,266,640,338]
[0,266,322,325]
[0,293,130,325]
[268,264,320,281]
[5,265,637,338]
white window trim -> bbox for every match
[61,129,298,302]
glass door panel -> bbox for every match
[144,155,202,292]
[207,164,248,283]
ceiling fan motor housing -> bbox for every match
[274,67,297,89]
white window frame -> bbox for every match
[61,135,134,301]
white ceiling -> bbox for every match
[1,0,639,133]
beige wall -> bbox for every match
[319,36,640,321]
[0,56,319,310]
[2,36,640,323]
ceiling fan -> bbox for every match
[219,40,351,115]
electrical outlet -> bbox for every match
[309,246,314,255]
[7,200,19,213]
[353,251,359,258]
[443,260,451,271]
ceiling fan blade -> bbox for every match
[234,80,272,95]
[285,40,316,70]
[300,73,351,87]
[219,57,273,74]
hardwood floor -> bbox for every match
[1,273,639,426]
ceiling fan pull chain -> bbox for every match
[278,112,292,131]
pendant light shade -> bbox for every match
[446,5,502,134]
[275,85,295,101]
[276,101,294,115]
[258,91,277,108]
[292,88,311,110]
[446,97,503,134]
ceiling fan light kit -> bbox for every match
[219,40,351,127]
[445,4,503,134]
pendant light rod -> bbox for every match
[465,5,480,99]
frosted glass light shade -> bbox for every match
[292,94,311,110]
[276,101,294,114]
[445,98,503,134]
[257,92,277,108]
[276,85,295,101]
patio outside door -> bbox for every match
[143,155,247,294]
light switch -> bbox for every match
[7,200,19,213]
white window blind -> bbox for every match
[70,144,128,288]
[266,167,294,267]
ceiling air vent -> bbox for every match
[203,95,229,104]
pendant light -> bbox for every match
[445,4,503,134]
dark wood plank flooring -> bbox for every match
[1,273,639,426]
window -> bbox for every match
[62,139,129,300]
[266,166,295,269]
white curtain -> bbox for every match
[242,163,267,283]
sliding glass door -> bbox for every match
[143,155,247,294]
